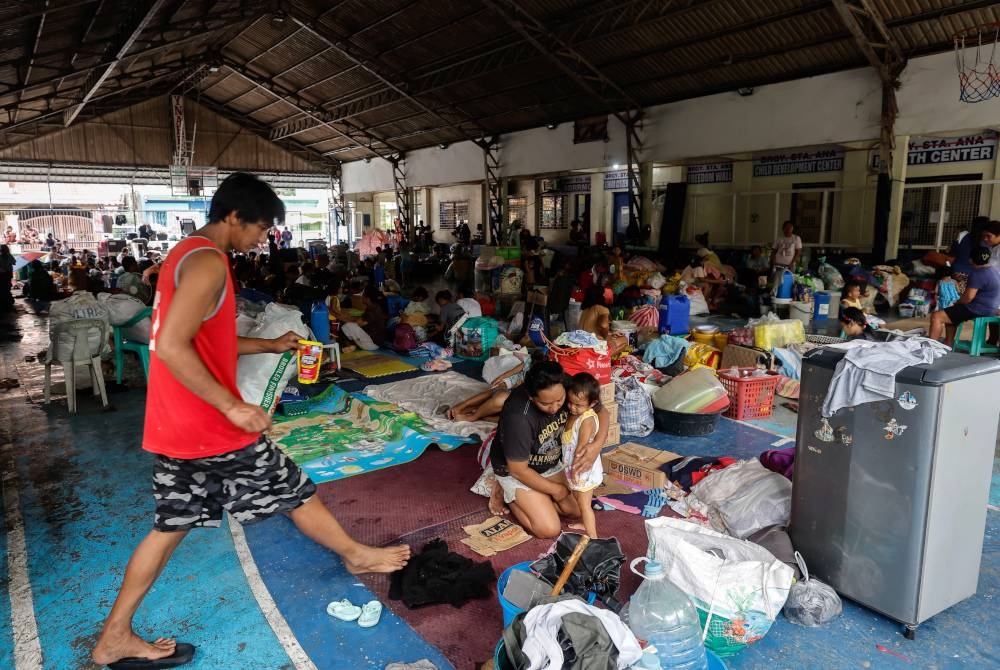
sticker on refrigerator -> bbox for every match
[883,418,907,440]
[814,418,835,443]
[897,391,918,410]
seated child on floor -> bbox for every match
[936,267,960,311]
[839,306,877,340]
[841,281,869,313]
[563,372,603,539]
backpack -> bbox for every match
[393,323,419,352]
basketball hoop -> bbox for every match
[954,22,1000,103]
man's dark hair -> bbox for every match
[208,172,285,227]
[435,289,452,302]
[122,257,138,272]
[524,361,568,397]
[971,246,992,266]
[983,219,1000,236]
[411,286,428,301]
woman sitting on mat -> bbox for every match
[577,284,611,340]
[487,362,605,536]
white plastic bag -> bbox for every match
[783,552,842,627]
[644,517,793,658]
[689,460,791,538]
[49,292,111,360]
[236,303,308,412]
[98,293,150,343]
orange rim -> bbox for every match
[953,21,1000,44]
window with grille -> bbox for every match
[438,200,469,229]
[540,195,566,229]
[508,196,527,228]
[900,177,982,248]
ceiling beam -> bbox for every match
[274,8,490,143]
[217,56,400,161]
[63,0,171,126]
[831,0,906,173]
[12,0,48,125]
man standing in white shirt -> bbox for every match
[771,220,802,270]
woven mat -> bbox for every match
[339,349,418,378]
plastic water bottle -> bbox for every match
[627,557,708,670]
[310,301,331,344]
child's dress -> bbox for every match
[936,279,960,310]
[563,409,603,491]
[841,297,863,310]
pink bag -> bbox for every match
[629,305,659,328]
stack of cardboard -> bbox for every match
[600,382,621,447]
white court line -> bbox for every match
[228,516,317,670]
[2,442,44,669]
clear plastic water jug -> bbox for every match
[627,557,708,670]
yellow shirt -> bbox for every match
[841,297,862,310]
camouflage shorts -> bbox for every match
[152,436,316,531]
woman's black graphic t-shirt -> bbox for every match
[490,387,567,477]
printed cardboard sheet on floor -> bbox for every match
[461,516,532,557]
[601,442,680,489]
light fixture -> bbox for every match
[612,164,621,170]
[208,64,220,73]
[364,156,372,164]
[546,123,557,130]
[270,9,287,27]
[737,86,754,97]
[438,142,448,150]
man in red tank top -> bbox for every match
[92,173,410,668]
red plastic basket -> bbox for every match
[718,367,780,420]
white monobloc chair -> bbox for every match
[44,318,110,413]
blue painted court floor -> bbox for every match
[2,305,999,669]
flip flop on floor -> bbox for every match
[357,600,383,628]
[107,642,195,669]
[326,599,362,622]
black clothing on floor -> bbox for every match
[388,538,496,609]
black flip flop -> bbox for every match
[107,643,195,669]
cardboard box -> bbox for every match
[600,382,615,405]
[602,400,619,425]
[606,422,621,447]
[601,442,680,489]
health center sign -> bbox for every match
[753,149,844,177]
[871,133,997,169]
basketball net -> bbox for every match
[954,22,1000,103]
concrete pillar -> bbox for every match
[884,135,910,261]
[640,161,653,246]
[988,145,1000,219]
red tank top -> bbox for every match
[143,236,259,458]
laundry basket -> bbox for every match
[718,368,780,420]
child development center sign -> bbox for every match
[753,149,844,177]
[870,133,997,169]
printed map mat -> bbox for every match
[269,384,476,483]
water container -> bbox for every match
[627,557,709,670]
[652,368,728,414]
[658,295,691,335]
[310,301,331,344]
[812,291,831,321]
[772,269,793,303]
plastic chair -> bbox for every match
[113,307,152,384]
[45,318,109,413]
[324,342,341,371]
[953,316,1000,357]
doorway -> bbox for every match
[791,181,835,244]
[612,192,630,244]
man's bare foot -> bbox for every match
[343,544,410,574]
[567,522,587,531]
[92,628,176,665]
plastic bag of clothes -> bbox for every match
[530,533,627,612]
[783,552,842,627]
[817,261,845,290]
[615,375,654,436]
[236,303,308,413]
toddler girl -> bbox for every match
[936,268,960,310]
[563,372,603,539]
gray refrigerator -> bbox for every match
[790,346,1000,638]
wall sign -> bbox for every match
[540,175,591,194]
[753,149,844,177]
[871,132,997,169]
[604,170,630,190]
[687,162,733,184]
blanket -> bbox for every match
[269,385,476,482]
[363,371,496,441]
[340,349,418,378]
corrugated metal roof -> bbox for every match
[0,0,996,171]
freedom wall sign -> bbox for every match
[687,163,733,184]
